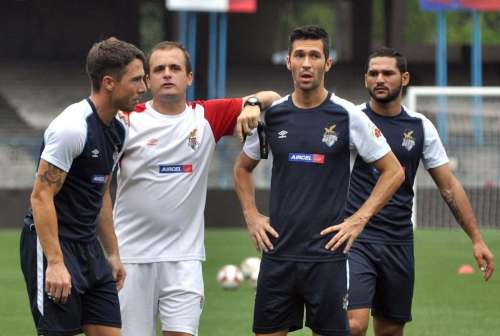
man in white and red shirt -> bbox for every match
[113,41,280,336]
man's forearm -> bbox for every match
[254,91,281,110]
[234,167,258,215]
[31,193,64,264]
[441,177,482,243]
[355,170,403,221]
[233,154,260,216]
[97,189,120,257]
[354,154,404,222]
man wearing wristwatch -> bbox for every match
[112,41,280,336]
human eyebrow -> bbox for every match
[293,50,306,57]
[382,69,397,75]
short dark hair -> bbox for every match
[288,25,330,60]
[366,47,408,74]
[147,41,192,74]
[86,37,146,92]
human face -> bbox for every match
[147,48,193,103]
[111,58,146,112]
[365,56,409,104]
[286,39,332,93]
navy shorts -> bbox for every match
[253,258,349,336]
[348,241,414,323]
[20,224,121,336]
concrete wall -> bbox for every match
[2,188,499,229]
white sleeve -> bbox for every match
[421,117,449,169]
[243,129,261,160]
[40,118,86,172]
[349,108,391,163]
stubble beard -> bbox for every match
[369,81,403,104]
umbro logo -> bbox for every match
[278,130,288,139]
[91,149,100,158]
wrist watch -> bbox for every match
[244,96,262,110]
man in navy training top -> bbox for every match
[20,37,146,336]
[233,26,405,336]
[346,47,495,336]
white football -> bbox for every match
[217,265,244,289]
[240,257,261,278]
[249,268,260,288]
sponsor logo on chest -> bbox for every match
[159,164,193,174]
[91,175,106,184]
[288,153,325,164]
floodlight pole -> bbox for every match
[471,10,484,145]
[208,13,218,99]
[177,11,197,101]
[187,13,198,102]
[217,13,228,98]
[436,10,448,144]
[178,11,187,46]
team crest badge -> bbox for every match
[188,128,200,150]
[322,124,338,147]
[402,129,415,151]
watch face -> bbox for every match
[245,97,260,106]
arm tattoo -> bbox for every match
[37,163,64,190]
[443,193,466,229]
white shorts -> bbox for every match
[119,260,204,336]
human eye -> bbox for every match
[171,64,182,72]
[294,51,305,58]
[383,70,395,76]
[311,52,321,59]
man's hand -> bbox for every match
[235,105,260,142]
[320,214,369,254]
[45,261,72,304]
[244,210,279,252]
[472,240,495,281]
[107,254,126,290]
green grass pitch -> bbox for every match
[0,229,498,335]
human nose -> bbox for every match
[302,56,312,68]
[375,72,385,83]
[138,79,146,93]
[162,67,173,78]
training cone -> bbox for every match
[457,264,475,275]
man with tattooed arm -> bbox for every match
[346,47,494,336]
[19,37,146,336]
